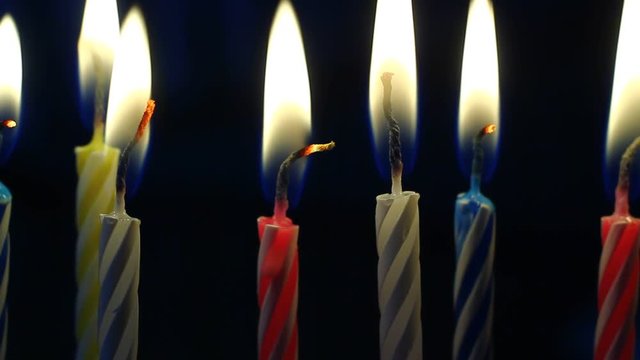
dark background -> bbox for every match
[0,0,628,358]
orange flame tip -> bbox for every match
[135,100,155,141]
[2,120,16,129]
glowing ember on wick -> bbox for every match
[472,124,496,179]
[273,141,335,220]
[380,72,403,195]
[1,120,15,129]
[115,99,155,211]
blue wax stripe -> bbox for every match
[457,276,494,360]
[100,224,135,323]
[454,205,494,316]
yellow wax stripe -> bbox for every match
[75,139,119,360]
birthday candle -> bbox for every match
[374,73,422,360]
[257,142,334,360]
[75,0,119,357]
[98,100,154,360]
[453,125,496,360]
[0,14,21,359]
[595,137,640,360]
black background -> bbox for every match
[0,0,629,358]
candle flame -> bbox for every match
[77,0,119,104]
[605,0,640,197]
[262,0,311,203]
[458,0,500,179]
[105,7,152,181]
[0,15,21,163]
[369,0,417,176]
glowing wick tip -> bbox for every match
[2,120,16,129]
[274,141,336,217]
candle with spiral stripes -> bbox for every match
[0,181,11,360]
[98,99,154,360]
[257,142,334,360]
[373,73,422,360]
[369,0,421,357]
[453,125,496,360]
[75,0,119,356]
[595,137,640,360]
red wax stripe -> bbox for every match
[260,251,298,360]
[257,215,299,360]
[598,222,638,306]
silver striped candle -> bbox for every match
[98,213,140,360]
[375,191,421,360]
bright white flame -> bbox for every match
[77,0,119,99]
[0,15,22,120]
[105,7,151,166]
[262,0,311,172]
[369,0,417,154]
[458,0,500,168]
[606,0,640,166]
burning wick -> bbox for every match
[115,100,155,214]
[380,72,403,195]
[0,119,17,150]
[274,141,336,220]
[614,136,640,215]
[1,120,16,129]
[470,124,496,190]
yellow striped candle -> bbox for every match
[75,0,119,357]
[75,122,119,360]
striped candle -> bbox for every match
[375,191,422,360]
[75,122,119,360]
[595,165,640,360]
[0,182,10,359]
[453,178,495,360]
[257,216,299,360]
[98,208,140,360]
[595,212,640,360]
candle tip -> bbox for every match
[116,99,156,198]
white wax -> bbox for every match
[375,191,422,360]
[98,211,140,360]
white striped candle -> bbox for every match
[98,208,140,360]
[375,191,421,360]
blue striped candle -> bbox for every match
[453,175,495,360]
[0,182,10,359]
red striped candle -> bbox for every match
[596,138,640,360]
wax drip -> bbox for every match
[470,124,496,193]
[115,100,155,214]
[274,141,335,220]
[381,72,403,195]
[615,136,640,216]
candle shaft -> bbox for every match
[375,191,421,360]
[98,212,140,360]
[595,213,640,360]
[75,123,119,360]
[257,216,299,360]
[453,185,495,360]
[0,183,11,360]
